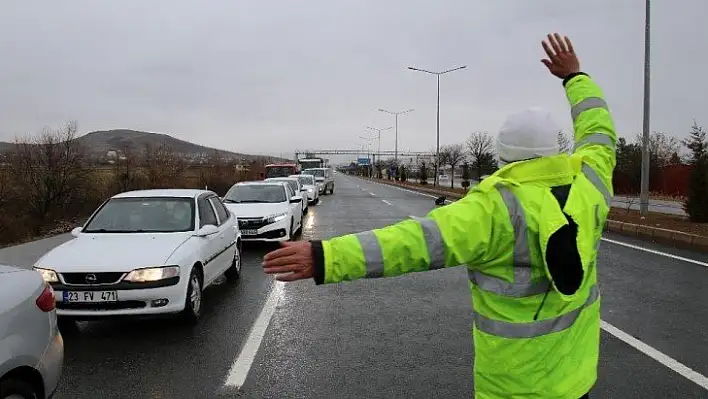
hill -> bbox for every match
[0,129,289,162]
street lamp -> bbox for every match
[366,126,393,160]
[378,108,414,162]
[408,65,467,187]
[639,0,651,217]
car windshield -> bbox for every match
[303,169,325,178]
[223,185,287,203]
[292,175,314,186]
[83,197,195,233]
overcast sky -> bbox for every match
[1,0,706,159]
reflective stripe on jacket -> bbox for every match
[313,73,616,398]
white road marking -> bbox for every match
[369,192,376,196]
[382,200,392,205]
[602,238,708,268]
[601,320,708,390]
[224,282,284,389]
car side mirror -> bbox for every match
[290,196,303,203]
[70,227,83,237]
[194,224,219,237]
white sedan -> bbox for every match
[222,181,303,242]
[33,189,242,327]
[289,174,319,204]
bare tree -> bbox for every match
[197,150,236,195]
[440,143,466,188]
[467,131,497,180]
[557,130,572,154]
[6,121,88,231]
[143,141,186,188]
[635,131,681,168]
[111,141,142,192]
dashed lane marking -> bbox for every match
[382,200,392,205]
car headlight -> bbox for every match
[34,267,59,283]
[266,213,287,224]
[307,188,313,193]
[124,266,180,282]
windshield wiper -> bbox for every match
[222,199,239,203]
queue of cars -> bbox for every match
[29,168,334,327]
[0,168,335,398]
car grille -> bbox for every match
[61,272,125,285]
[238,217,269,230]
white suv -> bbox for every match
[303,168,334,195]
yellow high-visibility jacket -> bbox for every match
[310,72,616,398]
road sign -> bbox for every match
[357,157,370,166]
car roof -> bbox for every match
[236,181,287,188]
[112,189,213,199]
[267,177,298,181]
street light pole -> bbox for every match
[640,0,651,217]
[378,108,414,163]
[366,126,393,160]
[408,65,467,187]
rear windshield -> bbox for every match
[303,169,325,177]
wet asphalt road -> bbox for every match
[1,174,707,398]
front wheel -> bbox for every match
[225,242,242,281]
[0,379,38,399]
[287,218,295,241]
[180,268,203,325]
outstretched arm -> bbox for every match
[262,191,508,284]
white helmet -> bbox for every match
[497,107,560,166]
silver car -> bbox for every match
[0,265,64,399]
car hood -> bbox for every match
[224,202,289,218]
[35,233,192,272]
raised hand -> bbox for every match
[541,33,580,79]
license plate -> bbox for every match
[63,291,118,303]
[241,229,258,236]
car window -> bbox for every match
[198,197,218,228]
[209,197,229,225]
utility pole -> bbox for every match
[408,65,467,187]
[378,109,413,163]
[640,0,651,217]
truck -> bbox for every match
[298,158,325,170]
[265,163,300,179]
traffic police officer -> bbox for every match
[263,33,616,399]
